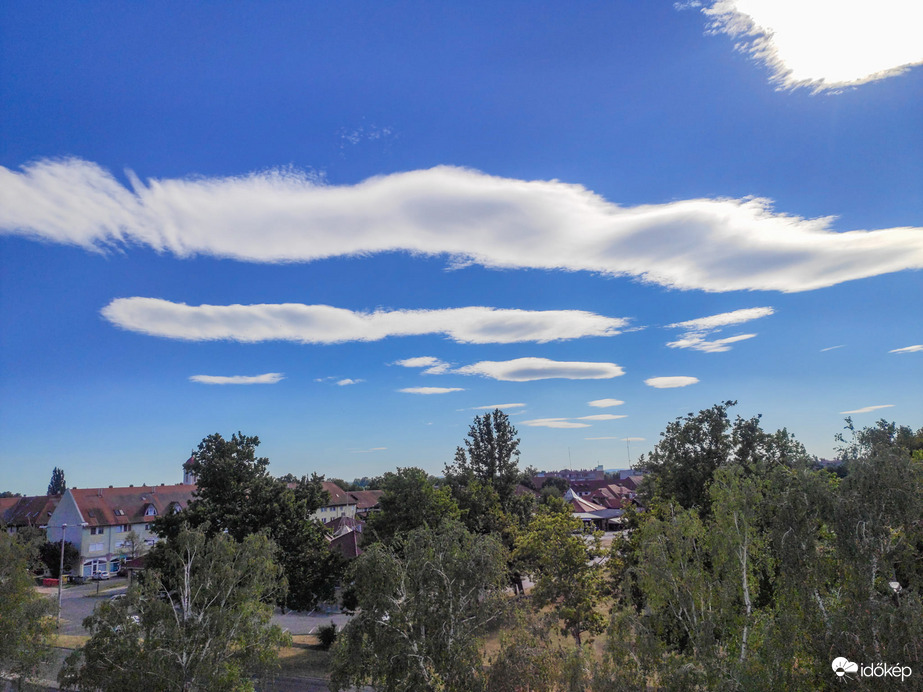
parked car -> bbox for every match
[91,570,110,581]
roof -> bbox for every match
[346,489,383,510]
[321,481,352,507]
[2,495,61,527]
[324,515,364,537]
[570,496,606,513]
[0,496,22,519]
[329,529,362,559]
[514,484,540,498]
[70,484,196,527]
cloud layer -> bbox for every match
[702,1,923,91]
[189,373,284,385]
[4,159,922,292]
[102,299,627,344]
[645,376,699,388]
[839,404,895,414]
[456,358,625,382]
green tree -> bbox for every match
[0,532,55,688]
[364,467,460,545]
[47,467,66,496]
[155,432,341,611]
[118,530,145,562]
[514,506,606,646]
[330,521,508,692]
[38,540,79,578]
[60,527,290,692]
[446,409,522,506]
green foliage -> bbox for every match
[59,527,290,692]
[330,521,508,692]
[514,507,606,645]
[38,540,79,578]
[47,467,66,496]
[155,432,342,611]
[445,409,522,506]
[316,623,337,650]
[0,533,55,687]
[364,467,460,545]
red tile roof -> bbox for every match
[321,482,351,506]
[329,529,362,559]
[346,489,383,510]
[70,485,196,527]
[2,495,61,527]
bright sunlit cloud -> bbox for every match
[645,376,700,388]
[839,404,895,414]
[889,344,923,353]
[4,159,923,293]
[189,373,284,385]
[577,414,628,421]
[667,307,772,352]
[522,418,592,429]
[700,1,923,91]
[455,358,625,382]
[398,387,465,395]
[394,356,453,374]
[471,403,527,410]
[587,398,625,408]
[102,298,627,344]
[821,345,845,352]
[336,378,363,386]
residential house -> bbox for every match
[47,484,196,577]
[2,494,61,534]
[312,481,357,522]
[345,489,383,519]
[566,492,623,530]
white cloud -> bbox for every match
[394,356,453,374]
[700,1,923,91]
[522,418,592,429]
[588,398,625,408]
[336,378,363,386]
[889,345,923,353]
[471,403,527,410]
[102,299,627,344]
[622,437,646,441]
[645,376,700,388]
[821,345,845,352]
[455,357,625,382]
[399,387,465,395]
[667,307,772,352]
[576,414,628,421]
[839,404,895,414]
[3,159,922,293]
[189,373,284,385]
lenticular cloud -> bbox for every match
[3,158,923,292]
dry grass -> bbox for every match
[275,633,333,679]
[52,634,89,649]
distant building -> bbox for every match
[2,494,61,534]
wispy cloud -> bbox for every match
[189,373,284,385]
[336,378,363,386]
[350,447,388,453]
[622,437,646,441]
[455,358,625,382]
[839,404,895,414]
[394,356,452,374]
[577,414,627,421]
[522,418,592,429]
[699,1,923,91]
[102,299,628,344]
[471,403,527,410]
[398,387,465,395]
[889,345,922,353]
[821,345,845,352]
[645,376,699,389]
[667,307,772,352]
[588,398,624,408]
[4,159,922,292]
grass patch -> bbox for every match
[53,634,89,649]
[276,634,332,679]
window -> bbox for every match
[144,523,152,531]
[144,505,157,516]
[116,524,130,533]
[145,538,156,547]
[114,509,125,516]
[90,526,104,535]
[89,542,104,553]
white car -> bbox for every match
[91,571,110,581]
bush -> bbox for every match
[317,623,337,650]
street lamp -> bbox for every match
[57,523,66,628]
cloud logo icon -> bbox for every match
[832,657,859,677]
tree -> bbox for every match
[514,506,606,646]
[364,467,460,545]
[38,540,79,578]
[0,532,55,688]
[330,521,509,692]
[118,530,145,562]
[47,467,66,496]
[155,432,342,611]
[446,409,522,506]
[59,527,290,692]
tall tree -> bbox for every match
[47,466,66,495]
[59,528,290,692]
[39,540,79,578]
[330,521,508,692]
[155,432,341,611]
[0,533,55,688]
[446,409,521,506]
[364,467,460,545]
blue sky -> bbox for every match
[1,1,921,495]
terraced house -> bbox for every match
[47,483,196,577]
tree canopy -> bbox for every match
[47,466,66,496]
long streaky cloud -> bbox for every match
[4,159,923,292]
[701,1,923,91]
[189,373,284,385]
[399,387,465,395]
[889,345,922,353]
[588,398,625,408]
[101,298,627,344]
[522,418,592,429]
[472,403,527,410]
[455,358,625,382]
[668,307,774,331]
[645,376,699,389]
[839,404,895,414]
